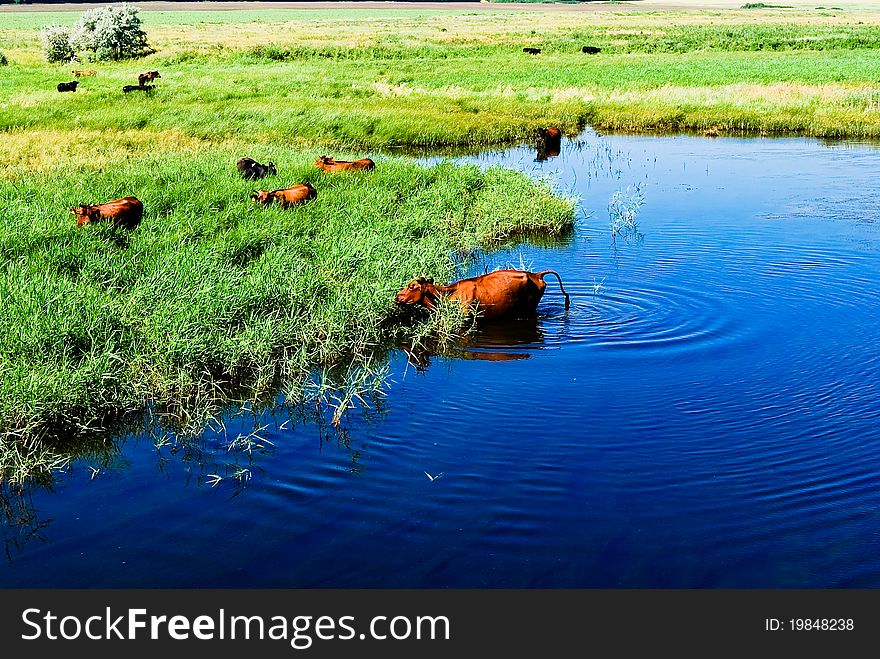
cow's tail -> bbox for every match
[538,270,571,310]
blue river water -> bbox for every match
[2,130,880,587]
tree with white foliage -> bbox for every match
[39,25,75,63]
[70,3,151,61]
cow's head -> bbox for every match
[395,277,439,309]
[251,190,273,205]
[266,162,277,176]
[314,155,334,169]
[70,205,98,227]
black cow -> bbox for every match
[582,46,602,54]
[523,47,541,55]
[236,157,277,180]
[57,81,79,92]
[535,126,562,162]
[123,84,155,93]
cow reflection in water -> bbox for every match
[401,316,545,371]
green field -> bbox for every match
[2,2,880,479]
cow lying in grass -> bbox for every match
[123,84,155,93]
[237,157,277,180]
[314,155,375,173]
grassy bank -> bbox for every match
[4,5,880,160]
[0,151,574,473]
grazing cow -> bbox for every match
[251,182,317,208]
[138,70,161,86]
[70,196,143,230]
[313,155,375,173]
[57,81,79,93]
[72,69,97,77]
[582,46,602,54]
[236,157,277,180]
[395,269,570,321]
[535,126,562,161]
[522,47,541,55]
[123,84,154,93]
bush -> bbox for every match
[39,25,74,63]
[71,3,151,61]
[0,52,8,67]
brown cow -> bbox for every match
[251,182,317,208]
[314,155,375,173]
[72,69,97,77]
[138,70,161,86]
[395,269,570,321]
[70,196,143,230]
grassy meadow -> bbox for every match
[2,2,880,478]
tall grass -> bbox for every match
[0,151,574,475]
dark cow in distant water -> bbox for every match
[535,126,562,161]
[71,196,143,230]
[123,84,155,93]
[237,157,277,180]
[57,81,79,92]
[251,182,317,209]
[522,47,541,55]
[138,70,161,86]
[582,46,602,54]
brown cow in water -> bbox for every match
[535,126,562,161]
[71,196,143,230]
[395,269,570,321]
[251,182,317,208]
[314,155,375,173]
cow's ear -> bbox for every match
[425,277,434,284]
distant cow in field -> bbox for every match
[123,84,154,93]
[236,157,277,180]
[523,47,541,55]
[138,70,161,86]
[251,183,317,208]
[71,69,97,77]
[313,155,375,173]
[395,269,570,321]
[535,126,562,161]
[57,81,79,93]
[71,196,143,230]
[582,46,602,54]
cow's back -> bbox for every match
[452,270,546,320]
[104,196,143,229]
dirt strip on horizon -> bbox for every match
[0,1,804,14]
